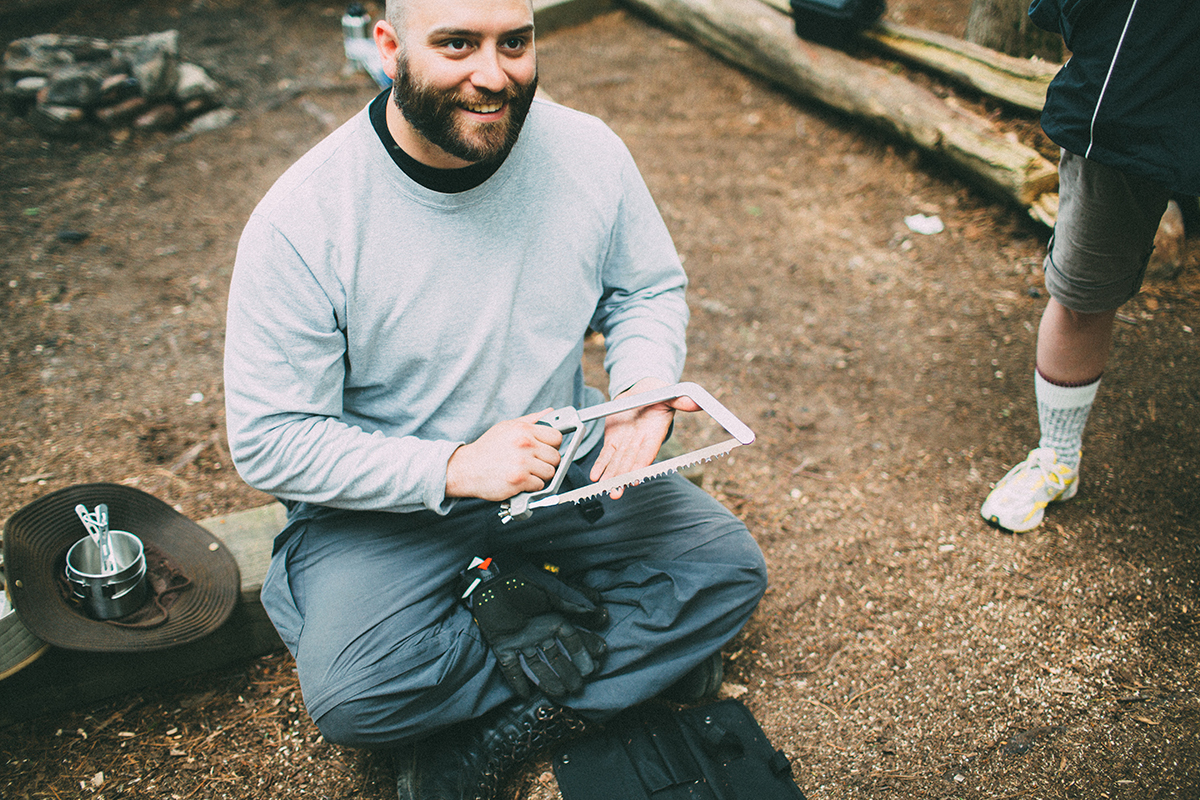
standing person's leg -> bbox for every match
[981,149,1169,532]
[1036,300,1116,386]
[1031,299,1115,474]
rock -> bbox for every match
[115,30,179,100]
[184,106,236,134]
[34,102,84,122]
[99,72,139,104]
[12,75,47,98]
[174,62,220,103]
[1148,199,1186,281]
[181,96,215,117]
[39,62,111,107]
[3,33,110,76]
[30,102,89,137]
[94,94,149,124]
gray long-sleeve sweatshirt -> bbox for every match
[224,97,689,514]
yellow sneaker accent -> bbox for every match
[981,448,1078,532]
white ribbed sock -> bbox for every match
[1035,370,1100,471]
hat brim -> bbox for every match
[4,484,240,653]
[0,592,49,681]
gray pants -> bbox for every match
[260,447,767,748]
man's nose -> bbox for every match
[469,46,508,93]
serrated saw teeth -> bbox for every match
[498,383,752,523]
[500,435,742,523]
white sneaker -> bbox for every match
[980,447,1079,532]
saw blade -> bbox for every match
[525,437,740,511]
[499,382,754,523]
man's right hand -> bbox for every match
[445,410,564,501]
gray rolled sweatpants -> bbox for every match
[260,446,767,748]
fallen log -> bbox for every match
[756,0,1060,114]
[621,0,1058,219]
[862,20,1059,115]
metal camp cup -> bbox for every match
[64,530,148,619]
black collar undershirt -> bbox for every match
[368,88,504,194]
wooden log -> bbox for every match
[621,0,1058,217]
[863,20,1059,115]
[756,0,1059,114]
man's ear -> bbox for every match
[374,20,401,81]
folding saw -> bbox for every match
[499,381,755,524]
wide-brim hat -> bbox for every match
[0,583,48,681]
[3,483,240,653]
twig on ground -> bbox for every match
[799,696,842,721]
[169,431,222,473]
[91,700,141,735]
[181,778,211,800]
[846,684,883,705]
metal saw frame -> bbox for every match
[499,381,754,523]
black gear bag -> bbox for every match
[552,699,807,800]
[790,0,885,47]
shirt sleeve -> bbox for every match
[223,213,461,515]
[590,143,690,398]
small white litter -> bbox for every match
[904,213,945,235]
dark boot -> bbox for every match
[659,650,724,703]
[394,696,587,800]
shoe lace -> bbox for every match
[1007,450,1068,489]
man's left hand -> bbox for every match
[589,377,701,499]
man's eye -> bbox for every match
[445,39,470,51]
[502,37,528,51]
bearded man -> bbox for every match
[223,1,767,797]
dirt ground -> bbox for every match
[2,1,1198,798]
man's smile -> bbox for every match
[462,99,506,115]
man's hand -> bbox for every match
[446,410,563,501]
[589,377,701,499]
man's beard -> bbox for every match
[391,58,538,165]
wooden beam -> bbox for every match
[621,0,1058,218]
[862,20,1059,115]
[756,0,1059,114]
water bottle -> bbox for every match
[342,3,371,62]
[341,4,391,88]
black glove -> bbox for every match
[461,556,608,698]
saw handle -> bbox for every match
[502,382,753,521]
[502,407,588,521]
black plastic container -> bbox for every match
[790,0,886,47]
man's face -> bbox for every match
[388,0,537,166]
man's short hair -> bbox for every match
[385,0,406,35]
[385,0,537,34]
